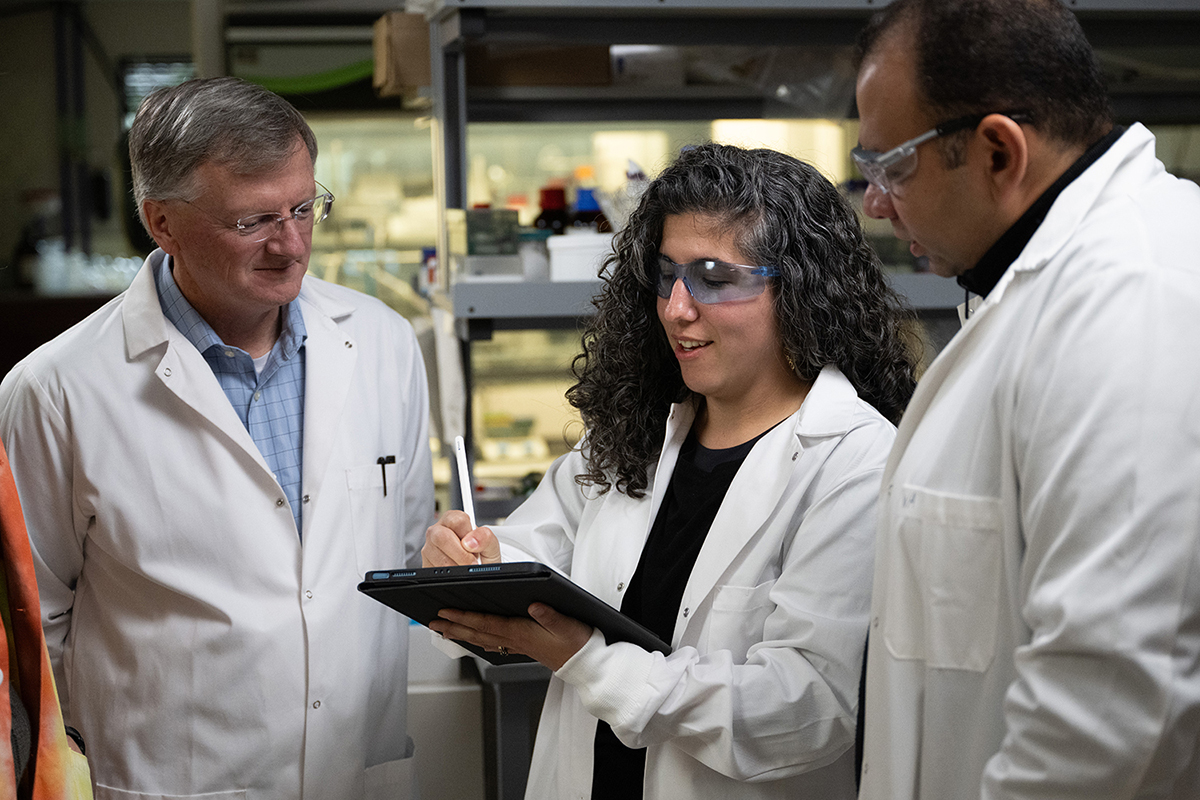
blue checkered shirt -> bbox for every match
[154,257,307,536]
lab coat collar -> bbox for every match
[122,250,276,478]
[793,364,861,438]
[980,124,1156,309]
[123,250,173,360]
[122,250,358,359]
[120,253,362,522]
[662,364,857,445]
[884,124,1160,491]
[958,126,1125,299]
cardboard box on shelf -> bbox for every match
[373,11,430,98]
[465,43,611,87]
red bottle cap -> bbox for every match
[539,187,567,210]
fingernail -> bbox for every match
[464,537,478,550]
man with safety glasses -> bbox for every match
[0,78,434,799]
[852,1,1200,799]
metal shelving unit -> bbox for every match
[418,3,1200,798]
[424,0,1200,470]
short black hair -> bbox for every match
[856,0,1112,147]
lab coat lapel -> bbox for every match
[882,282,1007,489]
[676,367,864,643]
[884,129,1149,487]
[296,286,357,537]
[689,421,795,594]
[122,256,273,475]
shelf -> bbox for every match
[452,272,963,334]
[453,280,600,324]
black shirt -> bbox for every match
[591,427,765,799]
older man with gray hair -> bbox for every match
[0,77,434,799]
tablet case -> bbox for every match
[357,561,671,665]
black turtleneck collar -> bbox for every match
[957,125,1127,298]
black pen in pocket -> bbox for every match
[377,455,396,496]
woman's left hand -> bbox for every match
[429,603,593,671]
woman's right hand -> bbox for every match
[422,509,502,566]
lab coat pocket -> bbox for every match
[364,754,415,800]
[883,486,1002,672]
[94,787,244,799]
[346,461,402,575]
[704,580,776,661]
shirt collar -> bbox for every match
[153,254,307,358]
[957,125,1127,298]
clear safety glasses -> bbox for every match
[234,183,334,242]
[656,254,780,305]
[184,182,335,243]
[851,111,1029,196]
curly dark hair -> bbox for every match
[566,143,919,498]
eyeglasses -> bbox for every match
[851,111,1031,196]
[184,182,335,243]
[656,254,780,305]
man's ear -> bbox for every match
[142,199,181,256]
[977,114,1029,201]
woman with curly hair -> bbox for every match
[424,142,919,800]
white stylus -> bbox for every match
[454,435,476,528]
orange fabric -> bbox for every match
[0,439,91,799]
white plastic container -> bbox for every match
[547,231,614,281]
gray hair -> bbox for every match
[129,77,318,228]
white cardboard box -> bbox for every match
[547,231,614,281]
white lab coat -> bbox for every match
[860,124,1200,800]
[492,365,895,800]
[0,251,435,800]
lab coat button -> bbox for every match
[276,498,285,507]
[617,582,624,591]
[682,608,689,618]
[302,494,310,504]
[792,451,798,461]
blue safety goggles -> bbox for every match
[656,254,780,304]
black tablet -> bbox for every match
[357,561,671,665]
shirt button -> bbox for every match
[276,498,285,507]
[616,582,624,591]
[873,616,880,628]
[302,495,310,504]
[224,350,234,358]
[253,391,261,401]
[344,341,353,349]
[682,608,689,618]
[312,700,321,709]
[305,590,313,599]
